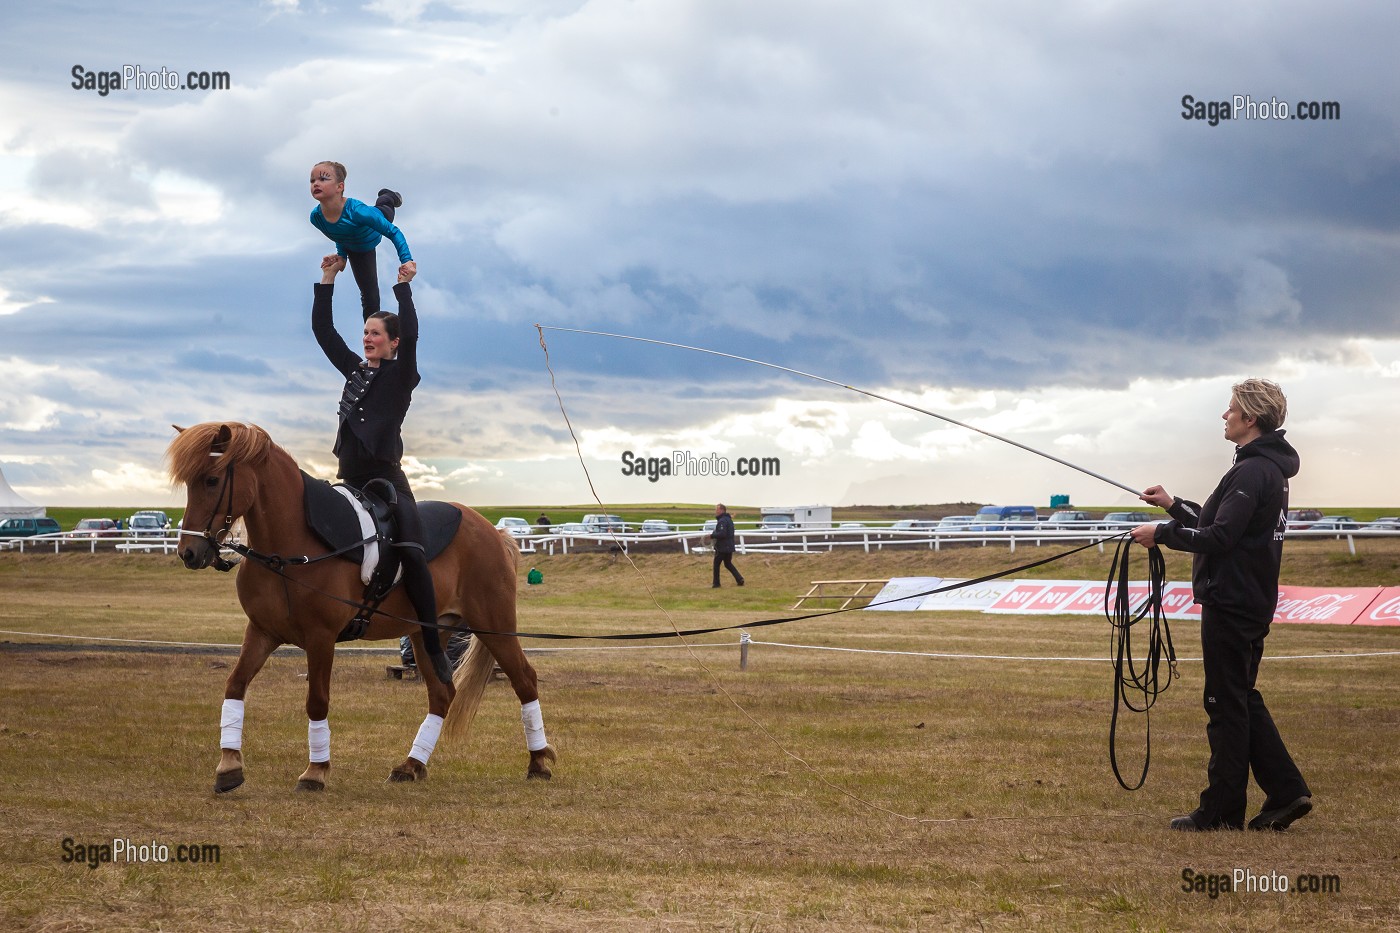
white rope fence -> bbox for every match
[5,628,1396,666]
[744,637,1400,664]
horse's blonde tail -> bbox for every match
[442,635,494,743]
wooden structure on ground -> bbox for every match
[790,579,890,611]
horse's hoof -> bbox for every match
[213,769,245,794]
[294,779,325,792]
[388,760,427,783]
[527,744,557,781]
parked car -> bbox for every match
[639,519,674,534]
[838,522,866,528]
[581,513,625,533]
[760,516,796,531]
[69,518,120,538]
[1311,516,1361,531]
[968,505,1040,532]
[0,517,62,538]
[1366,517,1400,531]
[1100,511,1155,528]
[702,519,717,533]
[550,522,589,536]
[1286,509,1323,529]
[494,516,533,537]
[935,515,976,531]
[130,510,172,529]
[127,514,169,538]
[1045,510,1092,526]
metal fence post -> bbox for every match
[739,631,750,671]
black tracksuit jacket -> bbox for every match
[1152,430,1298,622]
[312,281,420,477]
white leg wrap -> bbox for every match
[520,699,548,752]
[308,718,330,763]
[408,713,444,765]
[220,699,245,750]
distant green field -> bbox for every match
[36,502,1400,531]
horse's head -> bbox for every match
[166,423,273,570]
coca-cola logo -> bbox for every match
[1275,593,1355,621]
[1367,595,1400,622]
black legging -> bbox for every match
[344,194,399,322]
[344,467,441,664]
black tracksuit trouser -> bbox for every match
[1194,606,1310,827]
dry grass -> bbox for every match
[1,542,1398,932]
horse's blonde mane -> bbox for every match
[165,422,285,485]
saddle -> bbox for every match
[301,472,463,639]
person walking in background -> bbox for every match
[1130,378,1311,833]
[710,503,744,588]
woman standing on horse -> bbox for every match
[311,256,452,684]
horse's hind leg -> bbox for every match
[480,633,556,780]
[388,629,457,783]
[215,624,281,794]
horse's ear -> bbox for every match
[172,424,186,434]
[212,424,233,453]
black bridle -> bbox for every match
[182,456,241,572]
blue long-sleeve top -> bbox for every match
[310,198,413,263]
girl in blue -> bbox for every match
[309,161,416,321]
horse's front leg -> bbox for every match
[215,624,281,794]
[296,637,336,792]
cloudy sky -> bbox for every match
[2,0,1397,512]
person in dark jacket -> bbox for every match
[312,257,451,685]
[1130,379,1311,832]
[709,503,744,588]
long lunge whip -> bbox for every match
[535,324,1174,790]
[535,325,1142,496]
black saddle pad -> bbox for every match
[301,471,463,565]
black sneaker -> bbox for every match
[377,188,403,209]
[1248,795,1312,831]
[1170,811,1243,831]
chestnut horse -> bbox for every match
[167,422,556,792]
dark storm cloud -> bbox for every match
[4,0,1398,504]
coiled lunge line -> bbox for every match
[1105,536,1177,790]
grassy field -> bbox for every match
[1,542,1397,931]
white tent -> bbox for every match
[0,466,44,519]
